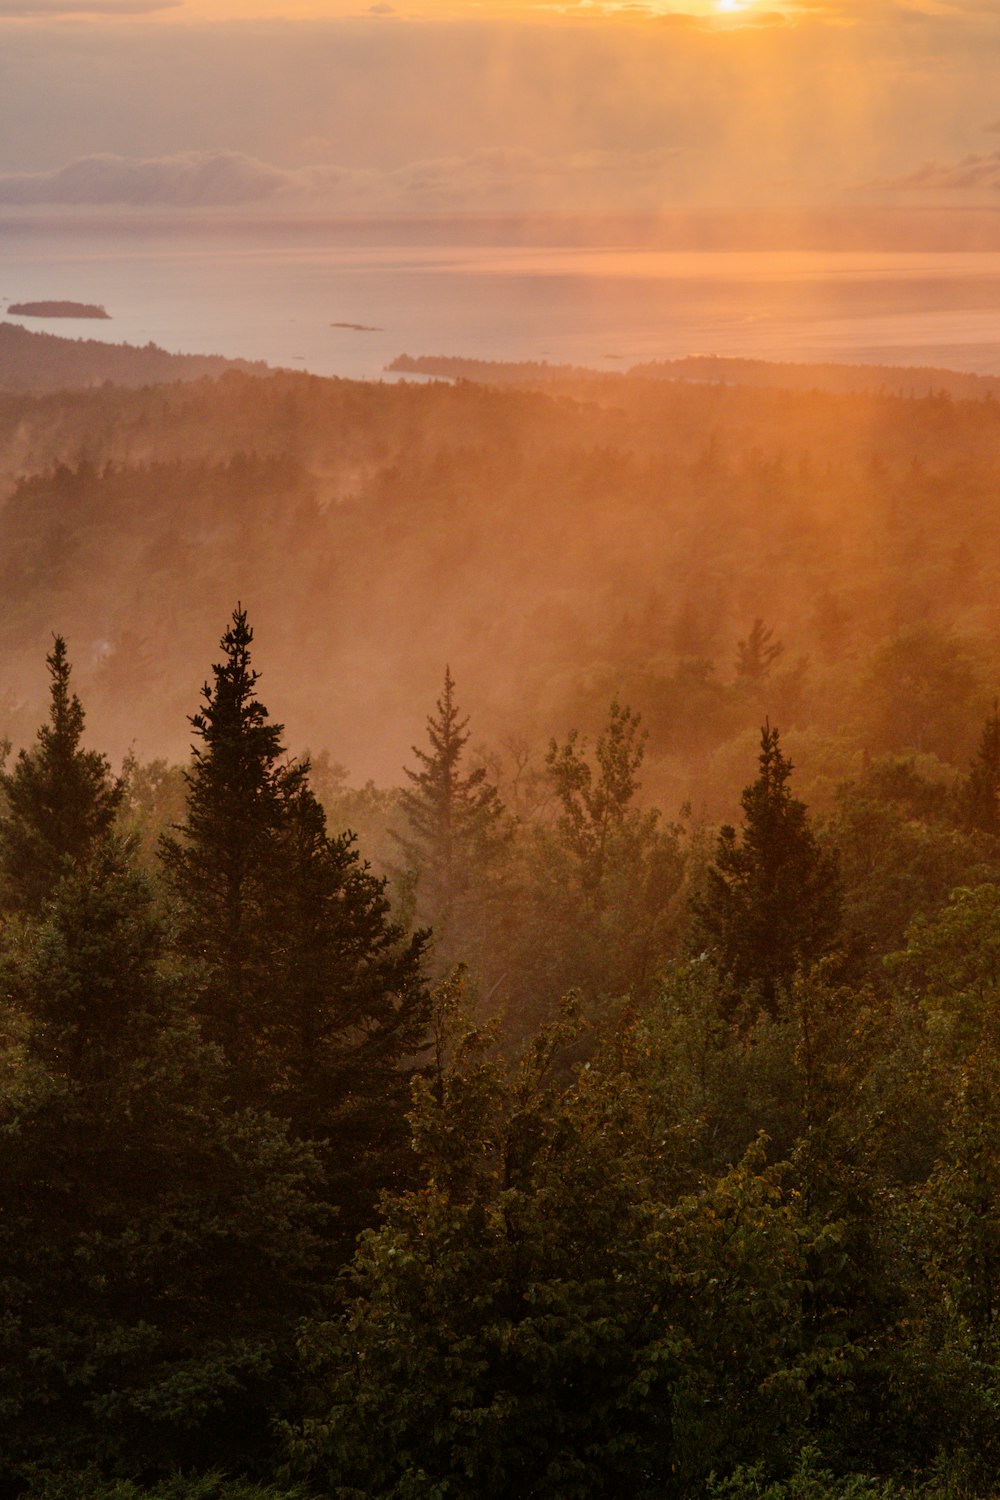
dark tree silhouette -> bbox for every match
[395,666,508,927]
[162,607,428,1233]
[961,702,1000,839]
[0,636,122,916]
[693,722,841,1012]
[735,618,784,681]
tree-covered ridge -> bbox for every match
[2,619,1000,1494]
[0,320,268,395]
[0,365,998,816]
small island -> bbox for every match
[8,300,111,320]
[331,321,382,333]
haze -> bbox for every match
[0,0,998,224]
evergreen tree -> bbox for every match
[162,607,428,1231]
[735,619,783,682]
[545,698,649,906]
[395,667,510,963]
[160,607,300,1089]
[508,700,683,1025]
[0,636,122,916]
[271,777,428,1229]
[693,723,841,1012]
[961,702,1000,838]
[0,839,327,1485]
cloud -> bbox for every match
[0,151,294,205]
[0,146,689,210]
[0,0,177,12]
[886,150,1000,193]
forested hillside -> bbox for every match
[5,361,1000,1496]
[0,321,268,396]
[0,362,998,814]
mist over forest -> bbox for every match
[1,330,998,815]
[8,320,1000,1499]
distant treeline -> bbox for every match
[0,360,999,823]
[0,321,269,395]
[389,349,1000,401]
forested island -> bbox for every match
[5,352,1000,1495]
[0,321,270,395]
[8,300,110,319]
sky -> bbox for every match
[0,0,998,228]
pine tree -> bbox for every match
[160,607,297,1086]
[271,777,428,1229]
[693,722,841,1013]
[0,838,327,1484]
[162,607,428,1228]
[961,703,1000,838]
[735,618,783,681]
[0,636,122,916]
[395,667,509,936]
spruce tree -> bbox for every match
[693,722,841,1012]
[160,607,296,1087]
[271,776,428,1229]
[735,618,783,681]
[395,667,509,943]
[0,636,122,916]
[162,607,428,1230]
[961,703,1000,838]
[0,838,327,1483]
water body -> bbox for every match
[3,218,1000,379]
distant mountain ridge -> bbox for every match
[387,351,1000,401]
[0,320,271,394]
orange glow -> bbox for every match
[109,0,777,24]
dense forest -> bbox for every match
[5,345,1000,1494]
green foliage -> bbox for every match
[960,706,1000,839]
[161,607,428,1240]
[0,841,327,1485]
[707,1447,899,1498]
[0,637,122,915]
[826,756,995,978]
[21,1473,310,1500]
[861,628,987,767]
[117,755,188,874]
[160,606,295,1087]
[288,983,866,1498]
[889,884,1000,1077]
[394,668,511,988]
[693,724,841,1012]
[508,701,684,1030]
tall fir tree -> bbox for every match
[0,636,122,916]
[160,607,293,1087]
[395,667,510,970]
[161,607,428,1232]
[692,722,841,1013]
[961,702,1000,839]
[270,776,428,1229]
[0,837,327,1484]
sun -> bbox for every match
[716,0,755,10]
